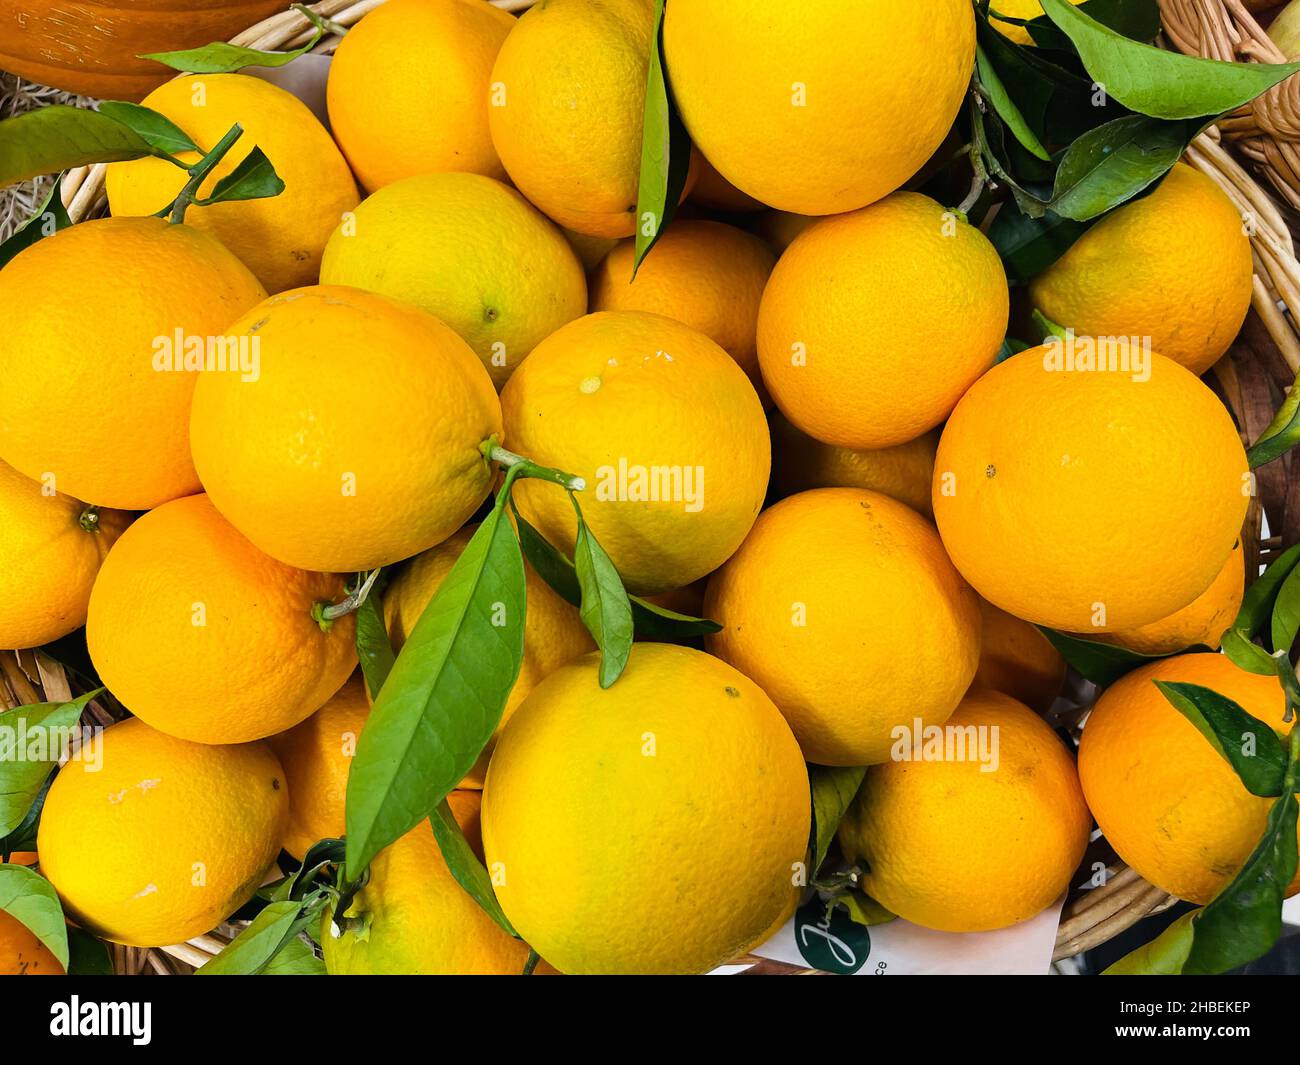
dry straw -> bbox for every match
[0,0,1297,974]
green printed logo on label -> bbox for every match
[794,896,871,975]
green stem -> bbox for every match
[292,2,350,38]
[168,122,244,224]
[481,439,586,492]
[522,949,540,976]
[313,568,380,628]
[78,505,100,533]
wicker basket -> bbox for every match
[1,0,1298,975]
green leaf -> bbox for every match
[830,892,896,928]
[632,0,692,274]
[573,510,634,689]
[1103,910,1197,974]
[1049,115,1199,221]
[65,927,113,975]
[1183,788,1299,974]
[0,106,154,186]
[429,802,517,937]
[976,43,1051,161]
[140,36,322,76]
[809,766,866,873]
[0,864,68,969]
[986,204,1092,282]
[260,933,325,974]
[96,101,198,156]
[202,146,285,205]
[0,690,100,836]
[515,506,720,638]
[1271,563,1300,653]
[1248,372,1300,469]
[355,581,396,700]
[1040,0,1300,120]
[1025,0,1161,49]
[1037,627,1166,686]
[1154,681,1288,797]
[1221,629,1283,677]
[345,505,525,879]
[1237,542,1300,639]
[0,178,72,271]
[196,896,321,975]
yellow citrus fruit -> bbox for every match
[664,0,975,214]
[769,411,937,518]
[268,673,370,860]
[37,717,287,947]
[1094,539,1245,656]
[1029,164,1252,375]
[0,459,131,649]
[689,156,765,213]
[991,0,1085,44]
[704,488,981,766]
[757,193,1009,449]
[483,643,809,975]
[1079,653,1300,904]
[489,0,695,237]
[322,791,537,974]
[0,909,62,975]
[500,311,769,595]
[326,0,515,193]
[105,73,359,294]
[190,285,503,572]
[751,210,817,253]
[933,346,1249,631]
[320,172,587,389]
[0,216,265,510]
[561,227,620,272]
[383,524,594,787]
[839,687,1091,933]
[972,599,1067,713]
[86,494,356,744]
[590,220,776,395]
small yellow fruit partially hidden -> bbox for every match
[38,717,287,947]
[106,73,359,294]
[590,220,776,394]
[706,488,981,766]
[839,688,1091,933]
[326,0,516,193]
[483,644,809,975]
[972,599,1067,712]
[769,412,937,518]
[489,0,695,236]
[1029,164,1252,375]
[0,459,131,650]
[322,792,540,975]
[190,286,503,573]
[1092,539,1245,656]
[383,524,594,787]
[0,909,63,975]
[268,673,370,860]
[990,0,1085,45]
[320,172,587,389]
[87,494,357,744]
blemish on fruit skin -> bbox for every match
[579,376,602,394]
[985,464,997,478]
[271,777,281,791]
[725,686,740,698]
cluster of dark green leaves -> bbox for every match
[975,0,1300,282]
